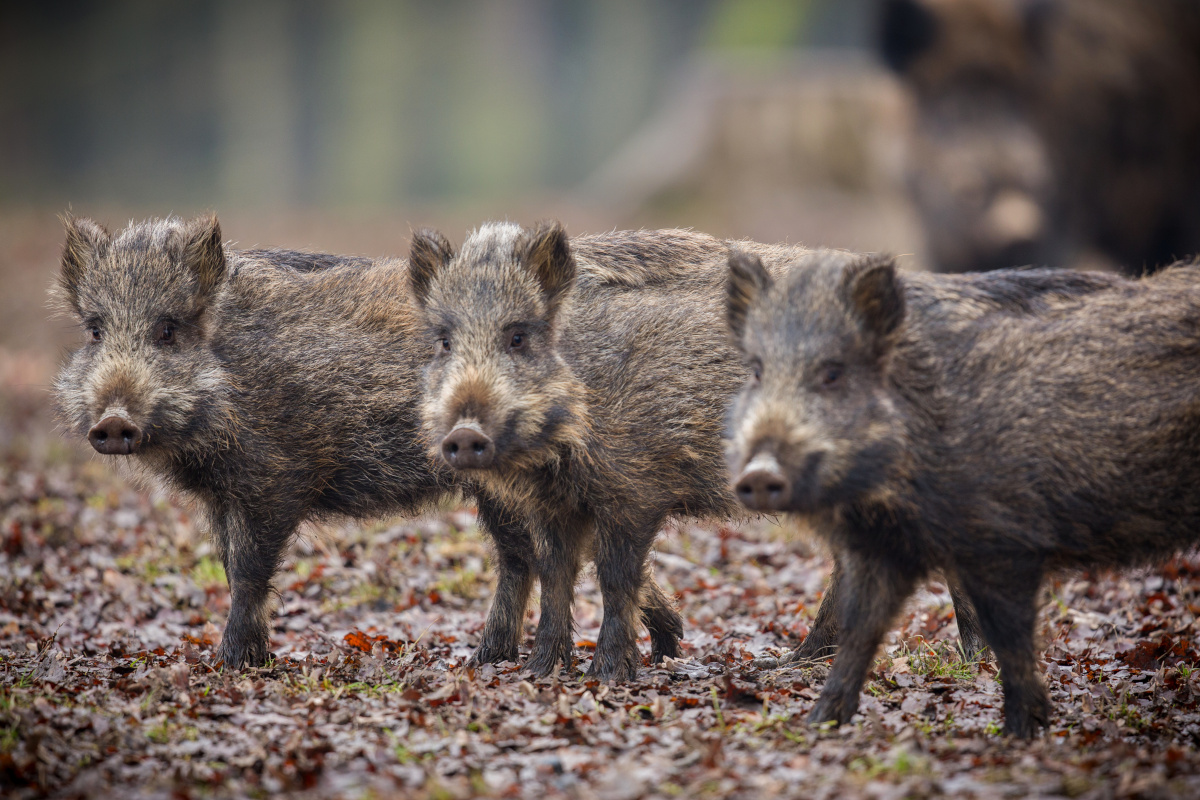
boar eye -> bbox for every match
[88,325,102,343]
[438,337,451,354]
[749,359,762,386]
[820,363,844,389]
[157,322,177,345]
[508,332,526,352]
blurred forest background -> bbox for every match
[1,0,885,211]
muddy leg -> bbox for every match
[962,566,1050,738]
[469,497,536,666]
[524,522,583,677]
[590,515,661,681]
[755,558,843,669]
[640,573,683,663]
[809,554,915,726]
[213,508,293,669]
[948,578,988,661]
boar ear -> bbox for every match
[59,215,111,312]
[182,214,227,304]
[726,249,773,348]
[844,255,905,349]
[1021,0,1060,59]
[879,0,938,74]
[517,220,575,318]
[409,228,455,308]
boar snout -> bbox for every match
[734,451,790,511]
[441,422,495,470]
[88,414,143,455]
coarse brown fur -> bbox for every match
[726,249,1200,736]
[408,223,983,680]
[52,215,534,669]
[881,0,1200,274]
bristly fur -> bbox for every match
[727,249,1200,737]
[51,214,535,669]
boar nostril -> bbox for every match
[88,415,143,455]
[440,424,495,470]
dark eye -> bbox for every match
[158,323,176,345]
[820,364,843,388]
[438,337,451,354]
[749,360,762,385]
[508,332,525,351]
[88,325,102,343]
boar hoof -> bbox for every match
[586,650,640,683]
[215,639,272,671]
[524,639,574,678]
[468,641,518,667]
[808,692,858,728]
[1003,697,1051,739]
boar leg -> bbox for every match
[524,523,584,677]
[590,516,662,682]
[769,562,986,668]
[780,558,846,665]
[213,508,293,669]
[808,553,915,727]
[948,579,988,661]
[469,497,536,666]
[961,565,1050,738]
[640,574,683,663]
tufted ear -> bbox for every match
[59,215,111,312]
[842,255,906,354]
[409,228,455,308]
[726,249,773,349]
[515,220,576,320]
[181,214,227,306]
[879,0,939,74]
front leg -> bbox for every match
[590,514,661,682]
[212,507,294,670]
[809,553,915,727]
[524,522,583,678]
[469,497,535,666]
[960,564,1049,738]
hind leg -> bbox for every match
[960,564,1050,738]
[948,577,988,661]
[755,558,843,668]
[590,513,663,681]
[641,573,683,662]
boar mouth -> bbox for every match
[88,413,144,455]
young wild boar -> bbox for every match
[52,214,536,669]
[407,223,744,680]
[406,222,987,680]
[726,249,1200,737]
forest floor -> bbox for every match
[2,376,1200,800]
